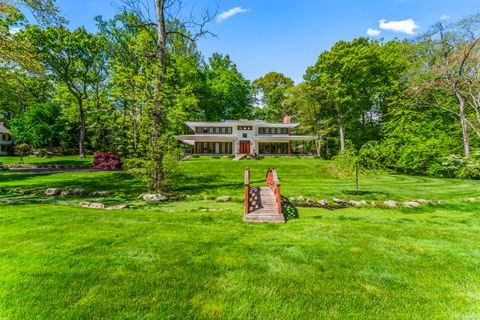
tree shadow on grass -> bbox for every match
[174,172,264,196]
[281,196,299,221]
[342,190,393,197]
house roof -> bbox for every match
[185,120,299,130]
[0,123,10,134]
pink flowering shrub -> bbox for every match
[93,152,123,170]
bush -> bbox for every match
[441,152,480,179]
[93,152,123,170]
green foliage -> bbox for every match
[442,152,480,179]
[10,102,66,148]
[14,143,30,163]
[252,71,294,122]
[200,53,253,121]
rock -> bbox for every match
[138,194,168,201]
[371,201,382,206]
[318,199,328,206]
[60,190,72,196]
[384,200,397,207]
[45,188,62,196]
[465,197,476,203]
[80,202,105,209]
[289,197,296,202]
[91,190,111,196]
[296,196,305,201]
[170,195,186,201]
[106,204,129,210]
[72,188,87,195]
[348,200,362,207]
[360,200,368,206]
[404,201,420,208]
[306,198,315,206]
[417,199,429,203]
[216,196,231,202]
[21,189,32,195]
[333,198,346,204]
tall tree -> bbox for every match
[201,53,253,121]
[119,0,214,190]
[419,14,480,157]
[253,72,294,122]
[24,26,106,157]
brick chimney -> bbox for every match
[283,115,291,124]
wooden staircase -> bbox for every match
[244,168,285,223]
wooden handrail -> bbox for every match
[244,168,250,214]
[266,168,282,215]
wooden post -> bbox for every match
[244,168,250,215]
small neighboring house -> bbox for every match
[175,116,316,156]
[0,123,13,156]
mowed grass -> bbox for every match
[0,155,93,166]
[0,157,479,319]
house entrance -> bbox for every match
[239,141,250,154]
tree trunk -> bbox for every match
[316,139,321,157]
[338,115,345,152]
[355,167,359,195]
[77,96,86,158]
[455,91,470,157]
[150,0,167,190]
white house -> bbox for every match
[0,123,12,156]
[175,116,316,155]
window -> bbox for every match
[258,127,288,135]
[195,127,233,134]
[195,142,233,154]
[238,126,252,130]
[242,133,247,138]
[258,143,289,154]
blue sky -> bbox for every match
[52,0,479,83]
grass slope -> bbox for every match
[0,157,479,319]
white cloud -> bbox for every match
[9,27,20,35]
[379,18,419,35]
[440,14,451,21]
[217,7,249,23]
[366,28,381,36]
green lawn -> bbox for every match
[0,155,93,166]
[0,157,479,319]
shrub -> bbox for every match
[441,152,480,179]
[93,152,123,170]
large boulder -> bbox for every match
[348,200,362,207]
[106,204,129,210]
[333,198,346,204]
[138,194,168,201]
[317,199,328,206]
[91,190,111,196]
[45,188,62,196]
[306,198,315,206]
[80,202,105,209]
[296,196,305,201]
[404,201,420,208]
[384,200,397,207]
[216,196,231,202]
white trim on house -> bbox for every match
[176,119,316,156]
[0,123,12,156]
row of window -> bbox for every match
[194,127,289,135]
[258,143,290,154]
[258,127,289,135]
[195,142,233,154]
[195,127,233,134]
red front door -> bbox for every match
[239,141,250,154]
